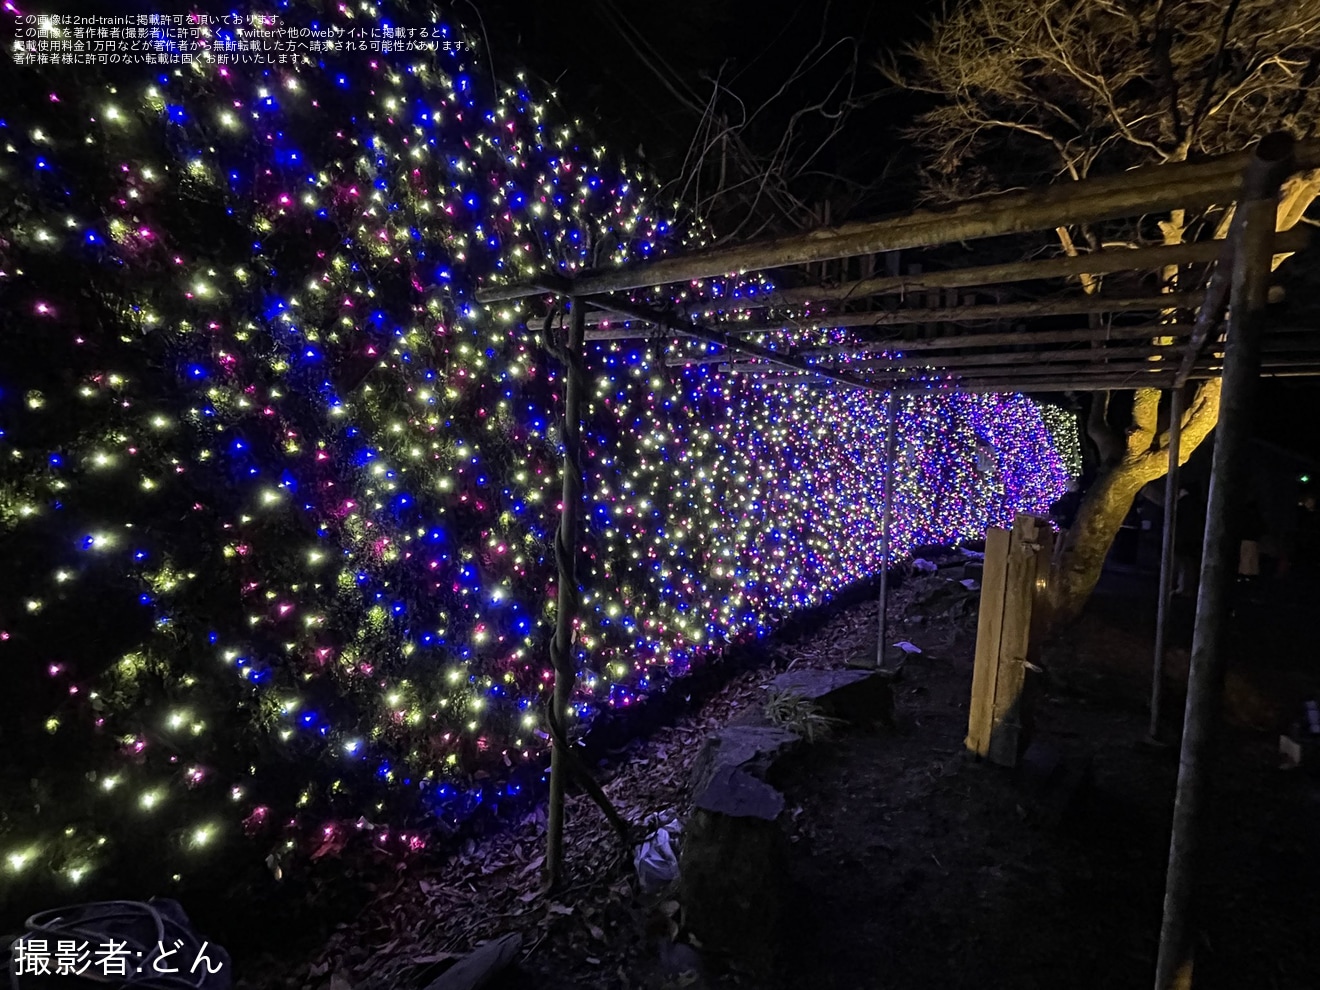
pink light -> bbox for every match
[48,92,59,102]
[34,302,52,315]
[48,663,63,676]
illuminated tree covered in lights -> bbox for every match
[0,0,1068,903]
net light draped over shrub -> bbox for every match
[0,0,1069,896]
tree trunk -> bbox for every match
[1049,379,1222,622]
[1046,170,1314,622]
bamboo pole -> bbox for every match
[1150,387,1184,742]
[663,327,1315,368]
[582,297,884,393]
[475,140,1320,301]
[580,230,1308,328]
[726,291,1205,334]
[545,298,587,892]
[1154,131,1296,990]
[877,391,899,667]
[725,229,1309,310]
[801,323,1192,356]
[849,344,1189,370]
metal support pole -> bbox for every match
[1154,133,1294,990]
[876,390,899,667]
[1149,386,1183,740]
[545,298,586,891]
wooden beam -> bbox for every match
[803,322,1191,356]
[861,355,1320,392]
[588,284,1290,340]
[475,139,1320,301]
[928,378,1177,394]
[716,229,1312,310]
[728,291,1204,334]
[659,326,1314,369]
[852,344,1187,370]
[580,229,1308,328]
[869,339,1320,370]
[580,297,884,393]
[586,325,694,342]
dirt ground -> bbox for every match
[240,556,1320,990]
[774,564,1320,990]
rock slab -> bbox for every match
[681,668,894,975]
[771,668,894,726]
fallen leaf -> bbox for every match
[409,952,461,965]
[547,902,574,916]
[519,854,545,877]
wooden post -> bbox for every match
[1150,387,1183,740]
[967,514,1052,766]
[876,391,899,667]
[967,527,1011,757]
[545,297,586,892]
[1154,132,1296,990]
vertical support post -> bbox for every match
[1154,133,1294,990]
[876,390,899,667]
[545,297,586,892]
[1150,386,1184,740]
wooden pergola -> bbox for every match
[478,136,1319,395]
[476,133,1320,989]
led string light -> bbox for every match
[0,0,1070,896]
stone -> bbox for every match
[693,765,785,819]
[679,805,789,978]
[770,668,893,726]
[421,933,521,990]
[689,725,799,807]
